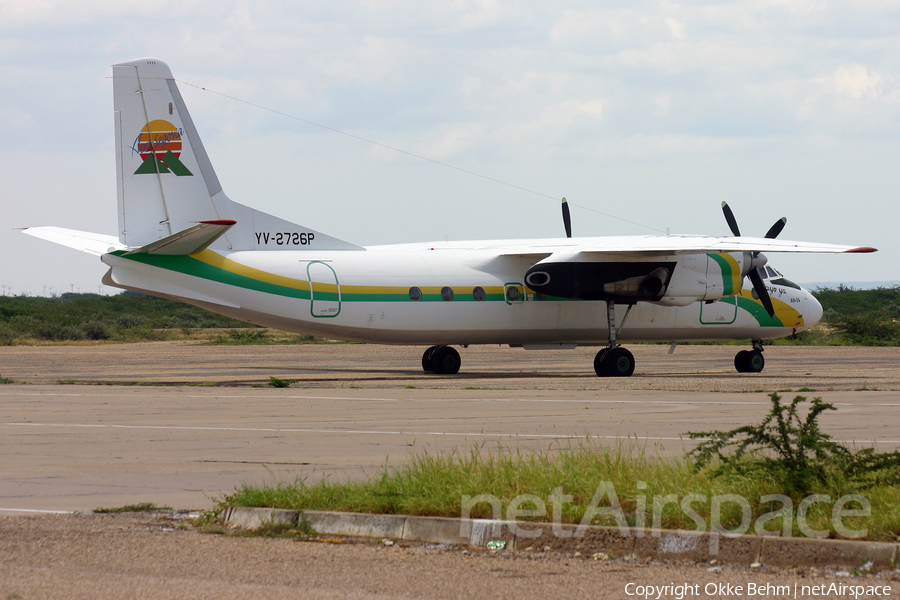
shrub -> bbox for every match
[828,313,900,345]
[687,393,900,495]
[36,323,85,341]
[83,321,111,341]
[0,325,18,346]
[114,314,147,329]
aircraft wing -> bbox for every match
[499,235,876,257]
[20,226,126,256]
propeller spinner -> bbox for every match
[721,202,786,319]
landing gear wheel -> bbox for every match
[422,346,437,372]
[593,348,611,377]
[734,350,765,373]
[603,347,635,377]
[746,349,765,373]
[430,346,461,375]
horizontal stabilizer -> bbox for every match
[21,227,126,256]
[123,220,236,256]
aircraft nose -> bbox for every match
[803,289,823,327]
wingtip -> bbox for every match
[844,247,878,253]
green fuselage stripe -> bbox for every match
[736,296,784,327]
[115,252,312,300]
[707,253,734,296]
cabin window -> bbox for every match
[473,286,486,301]
[441,286,454,301]
[506,287,520,301]
[409,287,422,301]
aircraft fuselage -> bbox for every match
[101,243,821,347]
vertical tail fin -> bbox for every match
[113,58,360,251]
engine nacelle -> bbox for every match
[524,256,677,302]
[524,251,762,306]
[655,251,764,306]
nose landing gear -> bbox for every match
[734,340,765,373]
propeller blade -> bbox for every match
[748,267,775,318]
[721,202,741,237]
[561,197,572,238]
[764,217,787,239]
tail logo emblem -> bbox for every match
[131,120,193,176]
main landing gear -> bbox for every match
[593,301,636,377]
[422,345,461,375]
[734,340,765,373]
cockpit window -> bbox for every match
[770,277,801,290]
[764,267,777,279]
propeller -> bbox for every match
[721,201,741,237]
[764,217,787,240]
[561,197,572,238]
[720,202,787,319]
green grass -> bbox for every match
[267,376,293,388]
[211,440,900,541]
[93,502,172,513]
[0,375,14,384]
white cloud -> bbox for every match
[821,64,884,99]
[664,17,686,40]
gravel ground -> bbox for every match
[2,342,899,598]
[2,512,898,600]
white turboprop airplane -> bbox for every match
[23,58,877,377]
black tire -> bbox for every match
[431,346,461,375]
[593,348,610,377]
[603,347,635,377]
[734,350,750,373]
[746,349,765,373]
[422,346,437,372]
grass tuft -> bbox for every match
[268,376,293,388]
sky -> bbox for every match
[2,0,898,296]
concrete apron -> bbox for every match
[222,507,900,569]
